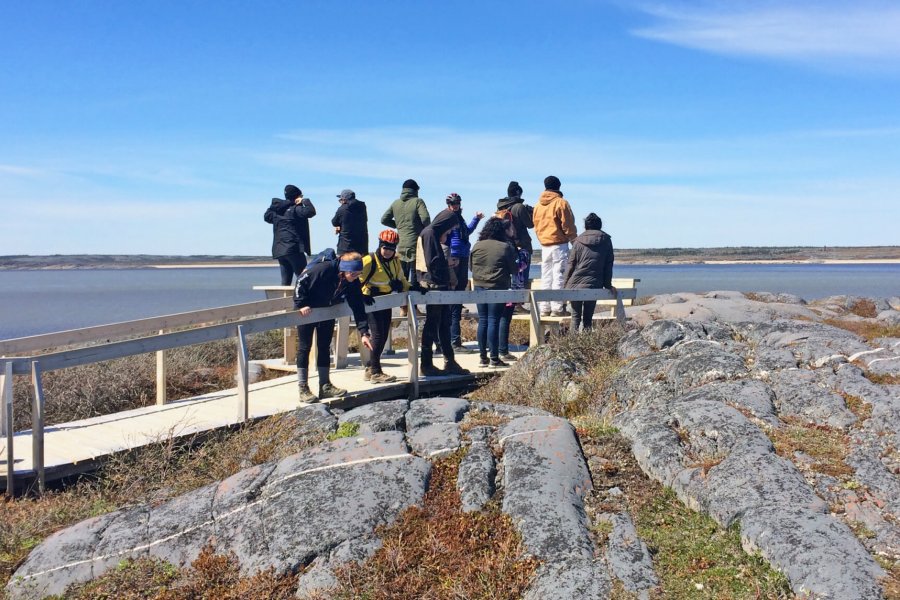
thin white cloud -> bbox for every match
[0,164,46,177]
[630,1,900,68]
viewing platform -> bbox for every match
[1,283,635,494]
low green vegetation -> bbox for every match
[326,421,360,441]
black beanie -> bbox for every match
[508,181,522,197]
[543,176,561,192]
[584,213,603,231]
[402,179,419,191]
[284,185,301,201]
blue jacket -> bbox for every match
[448,213,482,258]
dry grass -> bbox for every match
[459,409,511,433]
[470,324,624,418]
[843,393,874,422]
[320,452,539,600]
[64,547,298,599]
[0,411,327,583]
[767,418,853,478]
[867,373,900,386]
[822,318,900,342]
[849,299,879,319]
[9,331,284,431]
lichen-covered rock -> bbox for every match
[740,506,885,600]
[7,432,430,600]
[457,427,496,512]
[598,512,658,597]
[338,399,409,433]
[499,416,594,560]
[523,557,611,600]
[769,369,857,429]
[405,397,469,431]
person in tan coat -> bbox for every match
[532,175,577,316]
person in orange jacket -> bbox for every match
[532,175,577,316]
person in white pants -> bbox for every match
[532,175,578,316]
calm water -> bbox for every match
[0,264,898,339]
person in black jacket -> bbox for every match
[415,210,469,377]
[293,251,374,402]
[497,181,535,312]
[264,184,316,285]
[563,213,616,333]
[331,189,369,254]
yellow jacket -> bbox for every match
[533,191,577,245]
[361,251,410,295]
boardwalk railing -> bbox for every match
[0,287,631,495]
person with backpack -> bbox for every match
[293,250,374,403]
[533,175,577,317]
[331,189,369,254]
[470,217,518,367]
[415,210,470,377]
[381,179,431,296]
[443,193,483,353]
[563,213,616,333]
[360,229,410,384]
[264,184,316,285]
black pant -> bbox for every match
[570,300,597,333]
[278,253,308,286]
[421,304,454,365]
[449,260,468,345]
[367,308,393,372]
[296,319,335,369]
[401,258,418,286]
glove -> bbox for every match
[410,283,428,294]
[363,295,376,306]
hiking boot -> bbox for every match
[478,355,489,367]
[443,361,470,376]
[399,305,409,317]
[540,310,551,317]
[420,363,444,377]
[363,366,372,381]
[452,343,475,354]
[370,371,397,384]
[499,353,517,362]
[319,382,347,398]
[550,310,566,317]
[297,385,319,404]
[489,358,510,368]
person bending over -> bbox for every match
[293,252,374,402]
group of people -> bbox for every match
[264,176,615,403]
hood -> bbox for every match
[496,196,523,211]
[345,197,365,211]
[428,207,460,237]
[400,189,417,200]
[538,190,562,206]
[577,230,609,247]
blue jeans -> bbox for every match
[476,288,504,359]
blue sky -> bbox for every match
[1,0,898,254]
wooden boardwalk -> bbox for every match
[0,345,513,487]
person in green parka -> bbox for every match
[381,179,431,293]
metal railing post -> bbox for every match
[156,329,167,406]
[2,361,14,497]
[31,361,45,494]
[407,293,420,400]
[528,291,542,347]
[236,325,249,423]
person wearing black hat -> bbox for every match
[414,210,470,377]
[564,213,616,334]
[331,189,369,254]
[381,179,431,296]
[264,184,317,285]
[533,175,577,317]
